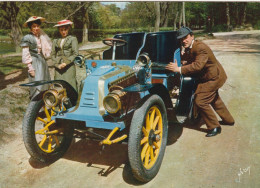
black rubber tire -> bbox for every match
[22,100,74,163]
[128,94,168,182]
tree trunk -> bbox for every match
[82,8,89,43]
[1,2,23,52]
[174,11,179,31]
[235,3,239,26]
[154,2,160,32]
[226,3,231,30]
[10,15,23,52]
[160,2,169,27]
[241,2,247,26]
[179,3,182,28]
[182,2,185,26]
[173,4,179,31]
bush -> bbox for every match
[160,27,174,31]
[1,27,178,43]
[253,20,260,30]
[88,27,175,41]
[0,29,10,36]
[88,29,135,42]
[204,24,233,33]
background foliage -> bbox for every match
[0,2,259,44]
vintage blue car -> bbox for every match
[21,31,199,182]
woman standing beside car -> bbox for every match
[51,20,78,92]
[20,16,52,99]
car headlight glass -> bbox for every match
[136,53,150,66]
[43,90,58,108]
[103,94,121,114]
[43,83,67,108]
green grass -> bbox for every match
[0,35,11,41]
[0,56,25,75]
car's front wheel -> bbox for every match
[128,95,168,182]
[22,100,74,163]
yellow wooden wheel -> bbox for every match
[141,106,163,169]
[23,100,73,163]
[35,106,64,153]
[128,95,168,182]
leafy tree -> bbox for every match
[246,3,260,28]
[185,2,207,29]
[121,2,147,29]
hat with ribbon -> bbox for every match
[24,16,46,27]
[54,20,73,27]
[176,26,193,39]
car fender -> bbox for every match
[20,80,78,105]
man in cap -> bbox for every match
[166,27,235,137]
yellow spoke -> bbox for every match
[144,146,150,167]
[146,113,150,131]
[153,141,159,149]
[150,146,154,161]
[44,106,51,122]
[141,143,149,161]
[142,127,148,137]
[154,130,161,135]
[150,109,155,127]
[35,120,55,135]
[36,129,59,135]
[53,135,60,147]
[51,107,55,117]
[152,116,160,130]
[39,135,47,147]
[35,130,46,135]
[47,136,53,152]
[36,117,47,124]
[154,147,159,156]
[141,136,148,145]
[46,130,60,135]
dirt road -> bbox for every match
[0,31,260,188]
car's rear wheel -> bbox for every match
[128,95,168,182]
[22,100,74,163]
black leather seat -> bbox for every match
[139,31,180,65]
[103,32,145,60]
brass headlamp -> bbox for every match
[103,85,126,114]
[136,52,150,66]
[43,83,67,108]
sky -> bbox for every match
[101,2,128,9]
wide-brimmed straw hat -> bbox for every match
[54,20,73,27]
[24,16,45,27]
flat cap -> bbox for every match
[176,26,193,39]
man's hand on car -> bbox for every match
[166,59,180,73]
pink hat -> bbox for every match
[24,16,45,27]
[54,20,73,27]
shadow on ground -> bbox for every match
[0,68,28,90]
[27,119,208,185]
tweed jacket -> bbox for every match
[51,35,78,68]
[181,40,227,93]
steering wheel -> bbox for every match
[102,38,127,47]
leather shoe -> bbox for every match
[219,120,235,126]
[206,127,221,137]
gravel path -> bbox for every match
[0,30,260,188]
